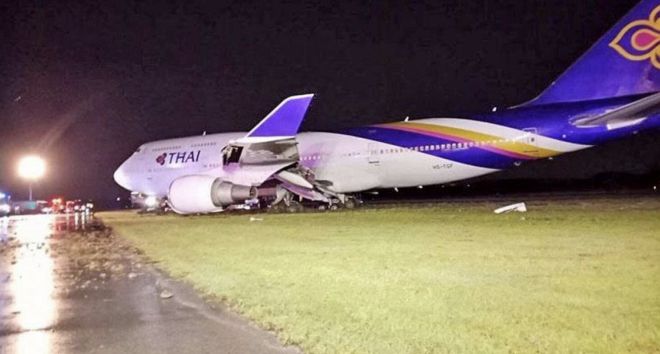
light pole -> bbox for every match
[17,155,46,201]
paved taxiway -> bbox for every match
[0,214,298,354]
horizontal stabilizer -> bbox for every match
[571,92,660,129]
[246,94,314,138]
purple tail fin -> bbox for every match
[247,94,314,138]
[524,0,660,106]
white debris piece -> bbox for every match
[494,202,527,214]
[249,216,263,222]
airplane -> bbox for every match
[114,0,660,214]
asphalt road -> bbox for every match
[0,214,298,354]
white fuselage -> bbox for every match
[113,118,589,198]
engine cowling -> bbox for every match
[168,175,257,214]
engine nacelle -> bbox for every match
[168,175,257,214]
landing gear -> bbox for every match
[343,196,361,209]
[334,195,362,210]
[269,187,305,213]
[321,195,362,211]
[268,202,286,213]
[269,183,364,213]
[286,201,304,213]
[269,200,303,213]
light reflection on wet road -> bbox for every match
[12,216,55,354]
[1,214,85,354]
[0,214,297,354]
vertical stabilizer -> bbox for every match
[524,0,660,106]
[246,94,314,138]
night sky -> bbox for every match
[1,0,657,202]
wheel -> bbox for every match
[287,201,304,213]
[268,202,286,213]
[343,195,363,209]
[329,204,339,211]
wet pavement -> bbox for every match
[0,214,298,354]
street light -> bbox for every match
[17,155,46,201]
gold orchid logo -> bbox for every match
[610,5,660,69]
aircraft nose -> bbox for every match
[113,160,132,191]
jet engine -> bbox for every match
[168,175,257,214]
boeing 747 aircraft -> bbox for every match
[114,0,660,214]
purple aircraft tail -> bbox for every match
[523,0,660,106]
[246,94,314,138]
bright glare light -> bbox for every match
[145,196,159,208]
[18,156,46,180]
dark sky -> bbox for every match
[1,0,657,201]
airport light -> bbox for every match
[17,155,46,201]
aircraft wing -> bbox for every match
[571,92,660,129]
[221,94,314,186]
[222,161,295,186]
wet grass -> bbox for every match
[99,197,660,353]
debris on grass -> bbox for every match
[494,202,527,214]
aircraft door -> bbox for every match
[367,142,380,165]
[522,127,540,156]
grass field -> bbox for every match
[99,197,660,353]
